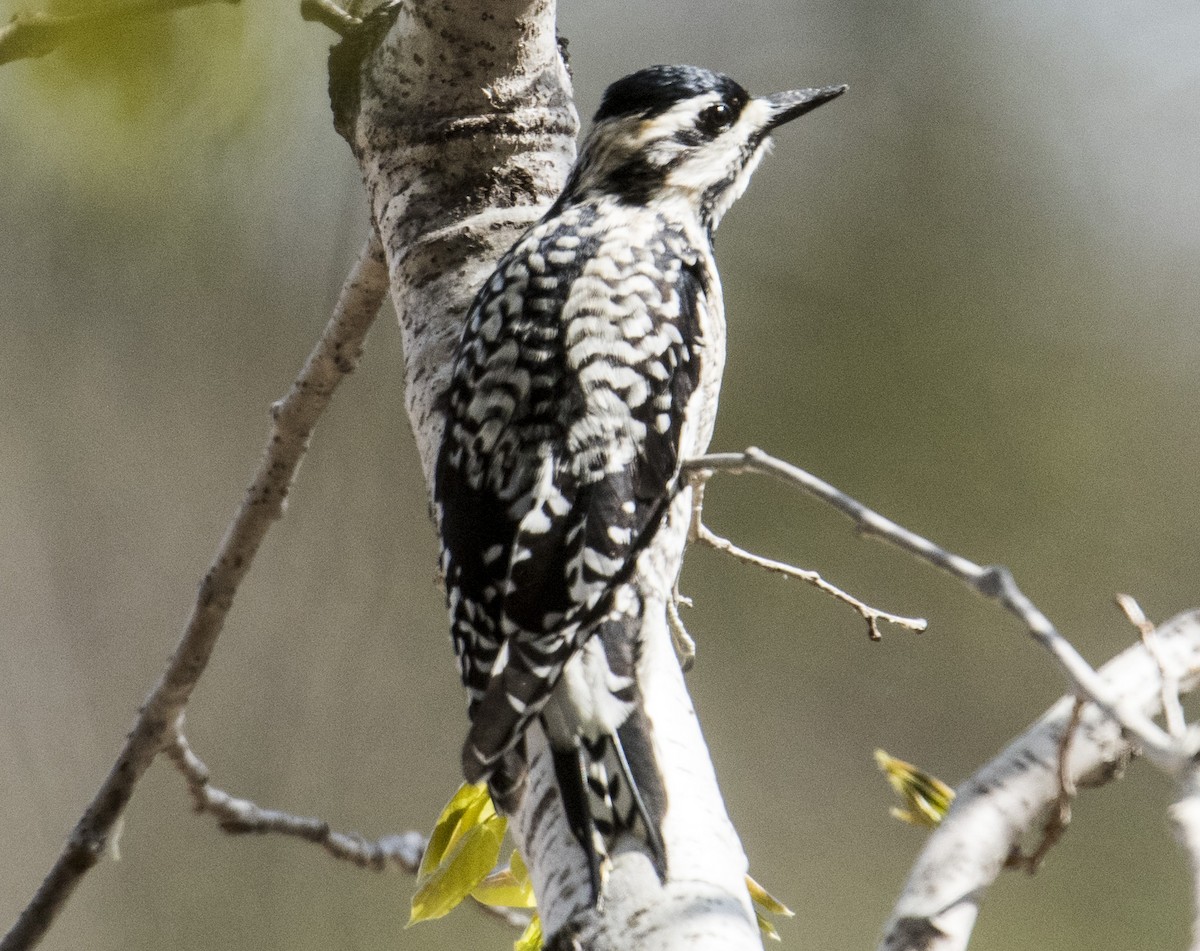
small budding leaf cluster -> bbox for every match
[875,749,955,828]
[410,782,795,947]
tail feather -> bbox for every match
[553,706,667,896]
[462,663,558,784]
[487,744,528,815]
[462,608,668,898]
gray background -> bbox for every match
[2,1,1198,948]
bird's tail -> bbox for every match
[551,702,668,895]
[461,615,669,898]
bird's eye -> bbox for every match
[696,102,733,137]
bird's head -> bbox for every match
[561,65,845,232]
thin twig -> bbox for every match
[1119,593,1187,738]
[0,0,239,65]
[1,234,388,951]
[683,447,1192,767]
[686,479,706,543]
[1006,698,1083,873]
[666,582,696,670]
[693,521,926,642]
[165,723,530,931]
[470,898,533,930]
[164,722,424,871]
[298,0,361,36]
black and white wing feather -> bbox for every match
[434,201,708,785]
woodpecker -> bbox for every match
[434,64,844,893]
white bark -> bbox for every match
[880,609,1200,951]
[1172,766,1200,951]
[340,3,759,947]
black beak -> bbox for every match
[762,84,847,131]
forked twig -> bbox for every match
[1119,593,1187,738]
[683,447,1191,767]
[692,521,926,642]
[164,722,530,931]
[165,722,424,871]
[680,464,925,642]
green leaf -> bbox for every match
[756,911,782,943]
[472,850,537,908]
[409,814,507,925]
[510,848,530,884]
[514,913,543,951]
[746,874,794,918]
[874,749,955,828]
[417,782,497,881]
[747,872,793,943]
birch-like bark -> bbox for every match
[336,2,760,947]
[1172,765,1200,951]
[880,609,1200,951]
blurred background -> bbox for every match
[2,1,1199,948]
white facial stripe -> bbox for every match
[662,96,772,197]
[633,92,724,145]
[574,91,778,229]
[733,97,773,137]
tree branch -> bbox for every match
[685,448,1191,766]
[880,609,1200,951]
[1172,765,1200,951]
[163,722,424,871]
[0,0,239,66]
[165,720,531,933]
[1116,595,1200,950]
[341,6,764,947]
[0,233,388,951]
[298,0,359,38]
[692,519,926,641]
[691,449,1200,947]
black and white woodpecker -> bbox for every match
[434,64,844,893]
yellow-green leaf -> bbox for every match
[409,813,507,925]
[417,782,497,881]
[510,848,530,884]
[746,874,794,918]
[874,749,955,828]
[472,850,536,909]
[756,911,782,943]
[514,913,543,951]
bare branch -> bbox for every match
[881,610,1200,951]
[684,447,1190,766]
[666,583,696,670]
[1117,598,1200,950]
[298,0,360,37]
[163,723,424,871]
[1120,593,1187,738]
[0,233,388,951]
[1004,697,1082,874]
[693,521,927,642]
[1172,766,1200,951]
[0,0,239,66]
[164,721,531,932]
